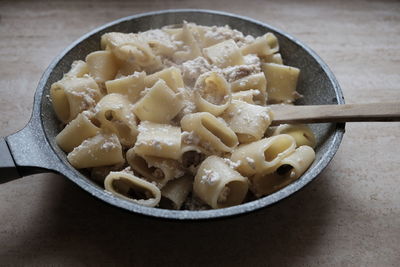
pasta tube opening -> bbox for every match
[217,180,248,208]
[182,151,206,168]
[263,136,294,162]
[104,171,161,207]
[194,72,231,116]
[276,164,294,177]
[126,150,165,181]
[159,197,176,210]
[194,156,248,209]
[111,178,154,200]
[103,109,135,140]
[50,77,100,123]
[202,74,229,105]
[95,93,138,147]
[104,110,116,121]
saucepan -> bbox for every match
[0,9,345,220]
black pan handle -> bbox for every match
[0,137,21,182]
[1,119,64,184]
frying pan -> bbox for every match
[0,9,345,220]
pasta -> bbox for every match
[203,39,244,68]
[50,75,101,123]
[230,72,267,105]
[94,93,138,147]
[105,71,146,103]
[270,124,316,148]
[65,60,89,78]
[181,112,239,153]
[144,67,184,92]
[194,156,248,209]
[51,22,316,210]
[250,145,315,197]
[160,175,193,209]
[104,171,161,207]
[56,113,100,153]
[193,72,231,116]
[133,121,181,160]
[221,100,273,143]
[86,50,118,84]
[133,79,184,123]
[67,133,124,169]
[173,22,202,63]
[262,63,300,103]
[241,33,279,57]
[231,134,296,176]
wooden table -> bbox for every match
[1,0,399,265]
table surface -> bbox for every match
[1,0,399,266]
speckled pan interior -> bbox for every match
[38,9,345,220]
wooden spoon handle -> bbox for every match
[270,102,400,126]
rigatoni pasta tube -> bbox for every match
[230,72,267,105]
[134,121,181,160]
[160,176,192,210]
[104,171,161,207]
[222,100,272,143]
[142,155,184,188]
[86,50,118,84]
[133,80,184,123]
[101,32,133,50]
[194,72,231,116]
[272,124,316,148]
[181,144,208,175]
[126,148,184,188]
[250,145,315,197]
[181,112,238,153]
[203,39,244,68]
[94,93,138,147]
[144,67,184,92]
[262,53,283,65]
[231,90,259,104]
[56,113,100,153]
[262,63,300,103]
[67,133,124,169]
[241,32,279,57]
[231,134,296,176]
[194,156,248,209]
[50,76,101,123]
[115,40,157,67]
[65,60,89,78]
[105,72,146,103]
[195,25,229,48]
[139,29,176,57]
[173,22,202,63]
[126,148,166,185]
[102,32,161,68]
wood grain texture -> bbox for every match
[271,102,400,125]
[0,0,400,266]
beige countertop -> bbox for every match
[0,0,399,266]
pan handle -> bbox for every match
[0,137,21,182]
[1,120,64,184]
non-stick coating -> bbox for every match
[38,9,344,220]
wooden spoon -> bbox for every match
[270,102,400,126]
